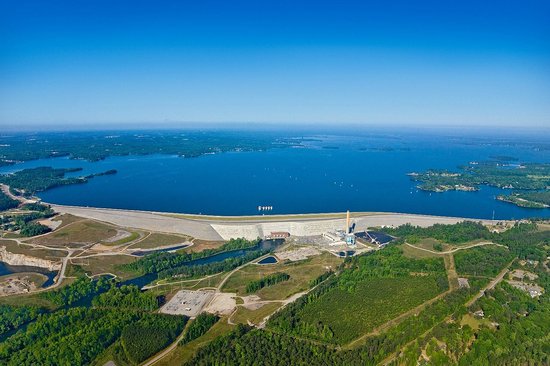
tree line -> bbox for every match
[124,237,261,275]
[158,249,269,279]
[120,313,186,364]
[0,280,184,366]
[382,221,491,244]
[245,272,290,293]
[0,305,45,337]
[0,191,18,211]
[41,276,112,307]
[1,202,55,237]
[180,312,219,345]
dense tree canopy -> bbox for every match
[382,221,491,244]
[454,245,514,277]
[0,305,45,336]
[0,191,18,211]
[180,312,219,345]
[246,272,290,293]
[41,276,112,307]
[121,314,186,364]
[92,285,159,311]
[125,238,262,275]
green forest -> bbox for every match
[0,167,86,195]
[0,202,55,236]
[0,167,117,196]
[189,250,550,366]
[124,238,262,275]
[158,248,269,279]
[454,245,514,277]
[269,246,449,344]
[382,220,490,244]
[0,220,548,365]
[0,191,18,211]
[121,238,272,281]
[185,222,549,365]
[120,314,186,364]
[410,161,550,192]
[41,276,113,307]
[0,278,186,366]
[245,272,290,293]
[0,130,295,167]
[383,220,549,261]
[180,313,219,345]
[498,191,550,208]
[0,305,45,336]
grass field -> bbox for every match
[222,253,341,300]
[411,238,452,252]
[401,243,442,259]
[460,314,482,330]
[101,231,141,246]
[0,239,66,259]
[154,318,235,366]
[70,255,138,279]
[186,239,225,253]
[294,275,445,344]
[151,272,226,293]
[128,232,190,249]
[27,220,118,247]
[231,303,282,325]
[0,292,57,309]
[460,313,495,331]
[2,232,21,239]
[51,214,84,229]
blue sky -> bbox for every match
[1,1,549,127]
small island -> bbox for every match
[409,161,550,208]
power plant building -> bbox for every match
[323,210,356,247]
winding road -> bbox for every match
[405,241,505,255]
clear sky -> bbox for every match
[1,0,549,127]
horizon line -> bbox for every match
[1,121,550,133]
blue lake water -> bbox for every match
[1,131,549,220]
[257,256,278,265]
[131,244,190,257]
[124,239,284,288]
[339,251,356,257]
[0,262,57,288]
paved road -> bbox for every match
[465,260,514,307]
[0,184,34,204]
[405,241,504,255]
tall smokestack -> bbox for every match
[346,210,350,234]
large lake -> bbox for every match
[2,130,549,220]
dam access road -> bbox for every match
[50,204,499,241]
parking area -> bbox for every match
[160,290,214,317]
[276,247,321,261]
